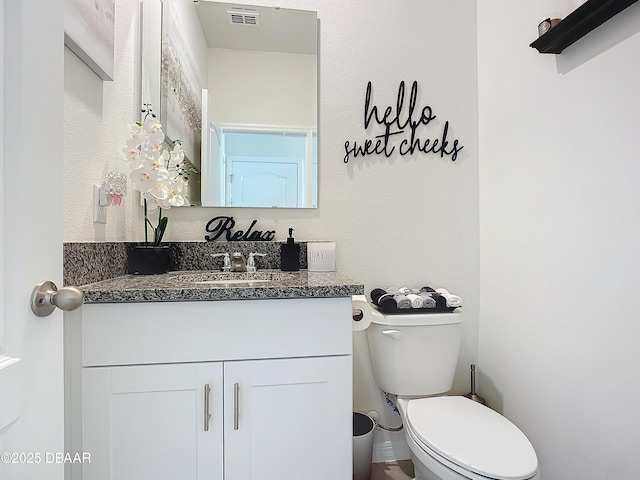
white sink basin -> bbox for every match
[169,271,294,286]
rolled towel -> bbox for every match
[435,294,447,308]
[370,288,387,305]
[386,287,400,294]
[378,295,398,311]
[419,293,436,308]
[406,293,424,308]
[377,293,394,303]
[393,294,412,309]
[435,288,450,295]
[398,287,412,295]
[420,286,436,293]
[440,293,462,308]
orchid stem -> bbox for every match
[144,198,149,245]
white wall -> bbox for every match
[64,0,478,461]
[478,2,640,479]
[208,48,316,126]
[64,0,141,244]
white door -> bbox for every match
[224,356,352,480]
[229,159,300,208]
[1,1,65,479]
[82,363,224,480]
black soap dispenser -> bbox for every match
[280,228,300,271]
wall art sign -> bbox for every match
[204,216,276,242]
[64,0,115,81]
[343,81,464,164]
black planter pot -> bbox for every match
[127,245,171,275]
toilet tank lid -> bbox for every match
[406,396,538,480]
[371,309,462,326]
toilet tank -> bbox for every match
[367,309,463,396]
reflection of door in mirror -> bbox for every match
[207,129,316,208]
[142,1,318,208]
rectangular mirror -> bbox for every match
[142,0,318,208]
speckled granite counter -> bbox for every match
[80,270,364,304]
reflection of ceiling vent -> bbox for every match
[227,9,260,27]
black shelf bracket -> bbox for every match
[530,0,638,54]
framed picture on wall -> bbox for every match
[160,1,204,170]
[64,0,115,81]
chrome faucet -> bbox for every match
[211,252,266,272]
[230,252,247,272]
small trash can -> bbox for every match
[353,412,375,480]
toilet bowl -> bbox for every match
[397,397,539,480]
[366,309,539,480]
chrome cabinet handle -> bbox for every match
[204,384,211,432]
[233,383,239,430]
[30,281,84,317]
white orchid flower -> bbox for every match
[142,117,165,146]
[151,179,171,201]
[144,150,169,172]
[127,122,144,141]
[171,142,185,160]
[122,147,141,167]
[166,178,187,207]
[143,191,163,212]
[130,164,167,193]
[123,111,194,246]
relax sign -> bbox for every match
[204,216,275,242]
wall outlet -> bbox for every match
[93,184,107,224]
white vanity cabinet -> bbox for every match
[69,297,353,480]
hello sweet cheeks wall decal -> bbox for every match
[343,80,464,164]
[204,216,276,242]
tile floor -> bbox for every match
[370,460,415,480]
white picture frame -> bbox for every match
[64,0,115,81]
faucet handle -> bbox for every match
[246,252,267,272]
[211,252,231,271]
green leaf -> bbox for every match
[154,216,168,246]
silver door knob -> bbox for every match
[30,281,84,317]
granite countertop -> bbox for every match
[80,269,364,304]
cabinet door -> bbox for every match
[82,362,224,480]
[224,355,352,480]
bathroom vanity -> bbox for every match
[65,270,363,480]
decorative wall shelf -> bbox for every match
[530,0,638,54]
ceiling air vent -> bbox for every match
[227,9,260,27]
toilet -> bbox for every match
[367,309,539,480]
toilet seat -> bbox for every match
[403,396,538,480]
